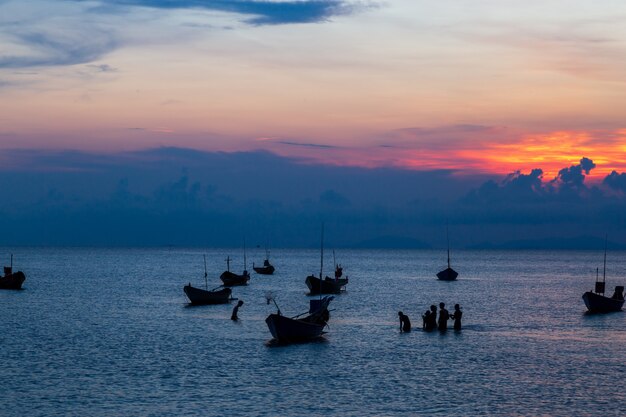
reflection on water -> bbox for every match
[1,248,626,416]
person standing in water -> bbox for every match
[427,305,437,331]
[438,302,450,332]
[398,311,411,332]
[451,304,462,331]
[231,300,244,320]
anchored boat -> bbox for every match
[184,255,232,305]
[582,238,624,313]
[265,296,334,343]
[0,255,25,290]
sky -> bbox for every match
[1,1,626,247]
[2,0,626,177]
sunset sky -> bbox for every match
[2,0,626,179]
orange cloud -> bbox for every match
[256,129,626,181]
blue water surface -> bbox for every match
[1,248,625,416]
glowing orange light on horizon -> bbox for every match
[256,129,626,181]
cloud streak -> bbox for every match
[98,0,365,25]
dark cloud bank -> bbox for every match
[1,148,626,249]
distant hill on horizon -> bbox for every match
[467,236,626,250]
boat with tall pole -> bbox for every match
[184,255,232,305]
[253,244,275,275]
[582,236,624,313]
[265,295,334,343]
[437,223,458,281]
[220,240,251,286]
[305,224,348,295]
[0,254,26,290]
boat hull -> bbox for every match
[582,291,624,313]
[305,275,347,294]
[184,285,232,305]
[0,271,25,290]
[437,267,458,281]
[220,271,250,286]
[265,314,325,342]
[253,265,275,275]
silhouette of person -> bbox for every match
[422,310,431,330]
[427,305,437,330]
[451,304,462,331]
[398,311,411,332]
[231,300,244,320]
[438,302,449,331]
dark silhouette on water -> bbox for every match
[438,302,450,331]
[436,223,458,281]
[0,254,25,290]
[220,242,251,286]
[231,300,244,320]
[265,296,334,343]
[398,311,411,332]
[451,304,463,331]
[253,245,275,275]
[422,307,437,331]
[582,235,624,313]
[184,255,232,305]
[305,227,348,295]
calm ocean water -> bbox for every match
[2,248,626,416]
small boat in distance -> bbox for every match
[0,254,26,290]
[265,296,334,343]
[582,238,624,313]
[220,241,250,286]
[184,255,232,305]
[253,247,275,275]
[305,227,348,295]
[437,224,458,281]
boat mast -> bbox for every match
[446,222,451,269]
[203,254,208,290]
[243,237,247,272]
[319,223,324,280]
[226,256,231,272]
[603,234,607,285]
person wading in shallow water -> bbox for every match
[398,311,411,332]
[438,302,450,332]
[231,300,244,321]
[451,304,463,331]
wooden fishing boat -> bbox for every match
[184,285,232,305]
[305,227,348,294]
[305,271,348,295]
[582,239,624,313]
[253,259,275,275]
[437,224,458,281]
[220,251,250,286]
[265,296,334,342]
[583,289,624,313]
[220,270,250,286]
[183,255,233,304]
[0,255,25,290]
[253,245,275,275]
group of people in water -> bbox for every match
[398,303,462,333]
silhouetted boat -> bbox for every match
[220,242,250,286]
[437,224,458,281]
[0,255,25,290]
[582,238,624,313]
[184,285,232,305]
[253,247,275,275]
[305,227,348,295]
[265,296,334,342]
[184,255,232,305]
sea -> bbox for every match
[2,248,626,416]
